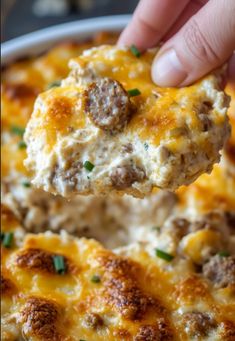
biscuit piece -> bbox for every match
[24,45,230,198]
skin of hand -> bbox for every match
[118,0,235,87]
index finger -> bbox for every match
[118,0,190,49]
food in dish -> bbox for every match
[24,45,230,198]
[1,32,235,341]
[1,205,235,341]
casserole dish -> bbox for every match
[1,15,235,341]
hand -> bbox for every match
[118,0,235,87]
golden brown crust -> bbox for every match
[173,275,210,304]
[219,320,235,341]
[98,252,163,320]
[46,96,73,134]
[225,140,235,165]
[16,248,75,275]
[3,83,40,101]
[1,274,16,296]
[20,296,63,340]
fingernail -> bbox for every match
[152,49,187,87]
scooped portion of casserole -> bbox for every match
[24,45,230,198]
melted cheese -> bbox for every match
[1,229,235,341]
[1,34,235,341]
[24,45,230,197]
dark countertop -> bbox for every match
[2,0,137,42]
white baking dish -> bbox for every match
[1,14,130,65]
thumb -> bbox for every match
[152,0,235,87]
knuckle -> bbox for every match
[183,18,220,65]
[137,15,162,37]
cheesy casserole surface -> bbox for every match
[1,33,235,341]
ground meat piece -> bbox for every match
[202,255,235,288]
[122,143,133,154]
[84,312,103,329]
[183,312,217,337]
[84,77,133,133]
[20,297,62,340]
[134,319,173,341]
[165,217,190,239]
[110,164,145,190]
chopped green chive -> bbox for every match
[2,232,13,248]
[130,44,141,58]
[155,249,174,262]
[79,339,87,341]
[1,232,5,241]
[218,251,230,257]
[128,88,141,97]
[52,255,66,274]
[152,226,160,232]
[11,125,25,137]
[91,275,101,283]
[144,142,149,151]
[83,161,95,172]
[47,80,61,89]
[22,181,31,188]
[18,141,27,149]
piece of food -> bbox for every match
[24,45,230,198]
[1,220,235,341]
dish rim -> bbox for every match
[1,14,131,65]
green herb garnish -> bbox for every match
[218,251,230,257]
[1,232,5,241]
[152,226,160,232]
[128,88,141,97]
[47,80,61,89]
[144,142,149,151]
[53,255,66,274]
[91,275,101,283]
[83,161,95,172]
[11,125,25,137]
[130,44,141,58]
[2,232,13,248]
[18,141,27,149]
[22,181,31,188]
[155,249,174,262]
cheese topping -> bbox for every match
[24,45,230,198]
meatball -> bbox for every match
[84,77,133,133]
[202,255,235,288]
